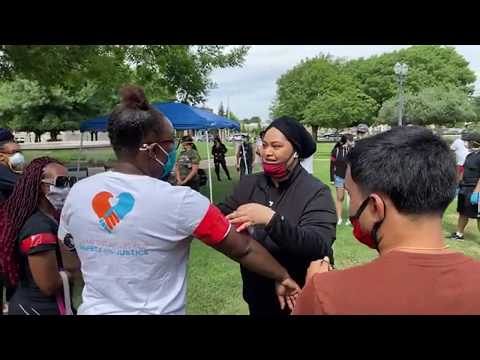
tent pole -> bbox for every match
[241,141,249,175]
[206,130,213,203]
[77,131,84,173]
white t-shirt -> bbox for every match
[58,171,230,315]
[450,138,470,166]
[300,156,314,174]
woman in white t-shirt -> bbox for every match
[58,85,300,315]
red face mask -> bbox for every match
[262,152,296,179]
[262,161,288,179]
[349,196,385,250]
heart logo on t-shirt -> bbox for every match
[92,191,135,232]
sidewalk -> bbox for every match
[20,140,111,151]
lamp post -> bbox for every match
[394,62,409,127]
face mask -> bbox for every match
[262,152,297,179]
[8,152,25,170]
[141,143,177,180]
[349,196,386,250]
[45,185,70,211]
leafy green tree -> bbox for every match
[345,45,476,109]
[303,88,378,138]
[377,87,477,127]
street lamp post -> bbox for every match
[394,62,409,127]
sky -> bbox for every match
[204,45,480,122]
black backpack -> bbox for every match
[197,168,208,187]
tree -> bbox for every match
[377,87,477,127]
[0,45,250,135]
[303,88,378,138]
[271,54,356,122]
[345,46,476,110]
[218,102,225,116]
[0,78,101,141]
[270,54,370,140]
[473,96,480,123]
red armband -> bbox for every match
[193,205,231,246]
[20,233,57,254]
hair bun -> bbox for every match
[119,85,149,111]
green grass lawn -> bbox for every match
[22,141,235,166]
[23,142,479,314]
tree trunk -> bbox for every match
[311,125,319,142]
[50,130,59,142]
[34,132,43,143]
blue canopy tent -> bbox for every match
[79,102,240,201]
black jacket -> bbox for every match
[0,164,18,203]
[217,164,336,304]
[212,143,228,163]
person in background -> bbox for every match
[255,131,264,172]
[450,132,470,185]
[0,157,78,315]
[218,116,336,315]
[329,141,341,185]
[236,135,254,178]
[331,134,354,226]
[0,128,25,315]
[293,126,480,315]
[0,128,24,203]
[176,135,201,191]
[356,123,369,140]
[212,136,231,181]
[451,131,480,240]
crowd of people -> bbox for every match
[0,83,479,315]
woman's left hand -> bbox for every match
[227,203,276,232]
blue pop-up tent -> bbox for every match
[79,102,240,201]
[80,102,240,132]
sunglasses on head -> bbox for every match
[42,176,77,188]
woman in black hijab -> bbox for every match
[218,116,337,315]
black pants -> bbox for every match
[214,160,231,180]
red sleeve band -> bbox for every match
[20,233,57,254]
[193,204,231,246]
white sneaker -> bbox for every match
[345,220,351,226]
[337,219,343,226]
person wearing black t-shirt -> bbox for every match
[452,131,480,240]
[331,134,354,226]
[0,157,78,315]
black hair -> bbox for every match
[340,133,354,145]
[107,85,169,157]
[347,126,456,216]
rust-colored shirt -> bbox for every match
[292,251,480,315]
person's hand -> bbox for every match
[470,192,480,205]
[275,277,301,311]
[227,203,276,232]
[305,257,333,285]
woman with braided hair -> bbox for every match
[0,157,77,315]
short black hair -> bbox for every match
[108,85,169,156]
[347,126,456,216]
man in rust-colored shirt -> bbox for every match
[293,126,480,315]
